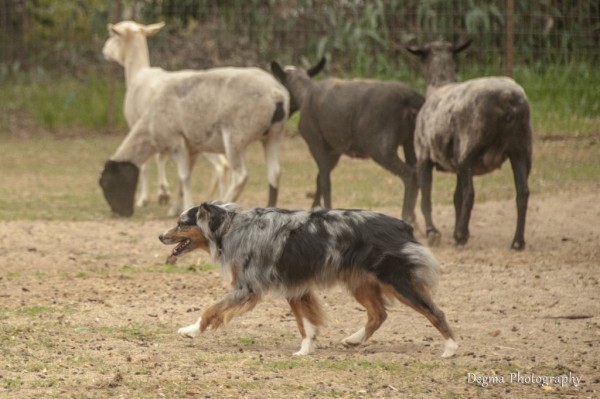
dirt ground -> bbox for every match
[1,189,599,398]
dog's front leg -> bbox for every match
[178,289,260,339]
[288,293,324,356]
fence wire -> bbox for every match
[1,0,598,79]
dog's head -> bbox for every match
[159,202,239,257]
[159,206,209,257]
[99,160,139,217]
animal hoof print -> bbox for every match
[427,231,442,247]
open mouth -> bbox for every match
[172,239,191,256]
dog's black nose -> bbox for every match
[158,234,164,242]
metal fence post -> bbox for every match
[504,0,514,77]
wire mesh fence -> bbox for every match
[1,0,598,77]
[0,0,598,132]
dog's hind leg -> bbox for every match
[287,292,324,356]
[381,281,457,358]
[342,280,387,347]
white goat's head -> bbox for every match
[102,21,165,66]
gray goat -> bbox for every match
[271,58,424,224]
[407,39,532,250]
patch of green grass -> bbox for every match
[0,72,126,131]
[96,325,158,342]
[16,306,56,317]
[238,336,256,346]
[4,271,21,280]
[0,102,598,222]
[2,377,23,390]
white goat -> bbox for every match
[102,20,229,207]
[407,39,532,250]
[99,65,290,217]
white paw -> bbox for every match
[293,339,316,356]
[442,339,458,358]
[178,319,201,338]
[342,327,366,347]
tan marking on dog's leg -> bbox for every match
[343,281,387,347]
[200,291,261,332]
[295,318,318,356]
[288,292,324,356]
[288,298,307,338]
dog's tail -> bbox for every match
[400,242,440,294]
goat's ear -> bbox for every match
[406,45,426,58]
[452,39,472,54]
[108,23,121,36]
[307,57,326,77]
[143,22,165,36]
[270,61,286,83]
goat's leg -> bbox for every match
[262,134,283,207]
[453,174,463,229]
[311,151,341,209]
[509,153,530,250]
[372,148,418,225]
[222,141,248,203]
[454,163,475,245]
[168,147,195,217]
[203,153,229,199]
[136,161,150,207]
[312,174,323,207]
[418,158,441,246]
[156,153,171,206]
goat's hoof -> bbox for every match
[453,237,469,246]
[511,240,525,251]
[136,199,149,208]
[158,194,170,206]
[427,231,442,247]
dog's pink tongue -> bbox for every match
[172,239,190,256]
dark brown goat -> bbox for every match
[407,40,532,250]
[271,58,424,224]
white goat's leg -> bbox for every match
[156,153,171,206]
[222,142,248,203]
[262,134,283,207]
[203,153,229,199]
[168,149,194,217]
[136,161,150,207]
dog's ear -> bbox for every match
[180,206,200,225]
[197,203,229,234]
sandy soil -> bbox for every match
[0,189,598,398]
